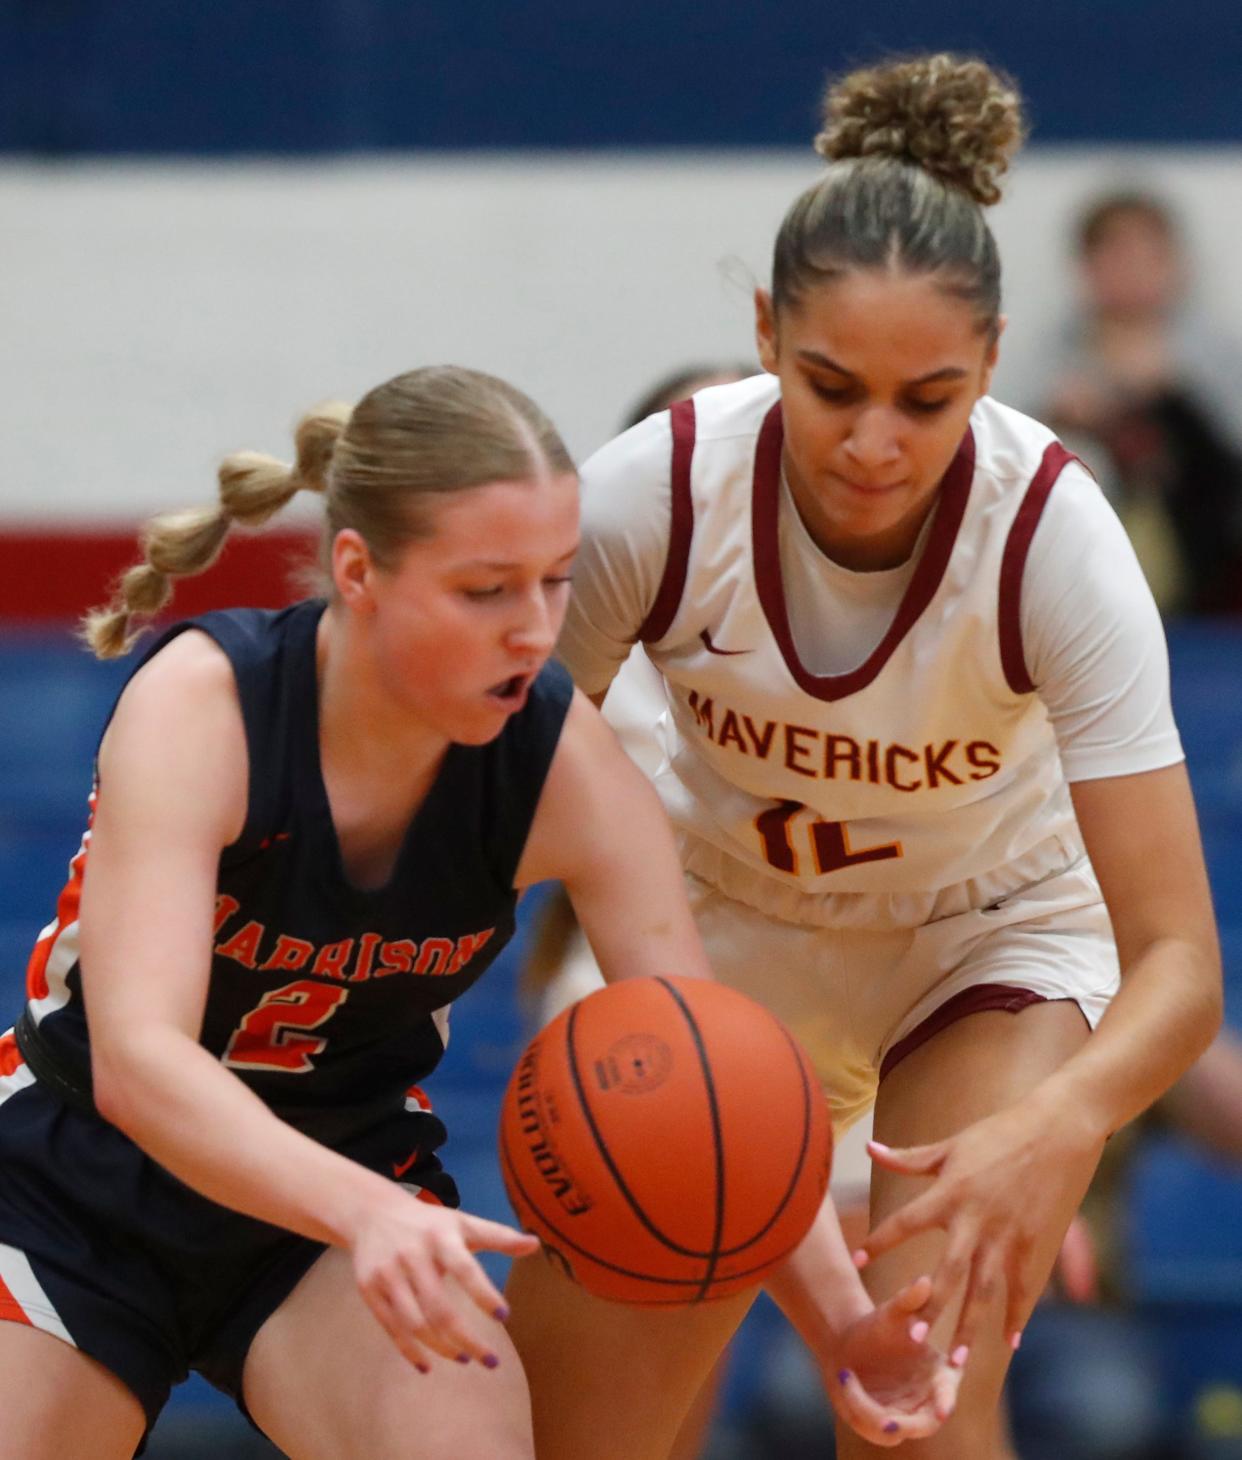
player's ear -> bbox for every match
[332,529,378,612]
[754,289,780,375]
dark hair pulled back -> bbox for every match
[772,54,1026,336]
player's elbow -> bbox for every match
[1186,937,1225,1055]
[91,1048,145,1135]
[91,1029,179,1139]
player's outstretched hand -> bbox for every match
[825,1275,961,1446]
[853,1096,1102,1362]
[350,1189,539,1373]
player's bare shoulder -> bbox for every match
[98,629,249,842]
[105,629,242,743]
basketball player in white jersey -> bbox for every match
[506,54,1222,1460]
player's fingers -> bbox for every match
[439,1241,517,1336]
[1002,1231,1036,1353]
[915,1221,978,1335]
[829,1370,904,1447]
[855,1192,947,1268]
[889,1273,934,1316]
[830,1370,938,1446]
[932,1361,963,1423]
[393,1257,480,1363]
[459,1213,541,1259]
[1056,1215,1099,1305]
[365,1287,435,1374]
[866,1138,947,1177]
[948,1245,1004,1363]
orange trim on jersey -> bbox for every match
[415,1188,445,1207]
[0,1033,22,1077]
[0,1273,33,1327]
[25,828,91,1003]
[752,403,977,702]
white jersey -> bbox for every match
[561,374,1182,925]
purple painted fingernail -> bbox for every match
[456,1353,470,1364]
[494,1303,511,1322]
[416,1362,430,1375]
[884,1421,900,1434]
[483,1353,500,1370]
[837,1369,852,1385]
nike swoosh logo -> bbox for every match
[392,1149,421,1179]
[700,628,751,656]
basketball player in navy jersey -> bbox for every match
[512,55,1223,1460]
[0,366,961,1458]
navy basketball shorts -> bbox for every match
[0,1048,459,1447]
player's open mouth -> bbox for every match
[487,673,533,707]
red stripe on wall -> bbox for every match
[0,527,319,623]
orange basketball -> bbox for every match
[498,975,832,1305]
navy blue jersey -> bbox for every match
[17,599,573,1137]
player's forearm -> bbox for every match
[764,1191,874,1356]
[1031,934,1221,1141]
[93,1027,395,1247]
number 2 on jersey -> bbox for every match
[756,800,902,876]
[224,979,349,1074]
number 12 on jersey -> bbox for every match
[755,801,903,877]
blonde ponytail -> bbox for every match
[80,403,349,659]
[81,368,572,659]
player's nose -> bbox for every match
[843,405,904,472]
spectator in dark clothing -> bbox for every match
[1030,191,1242,616]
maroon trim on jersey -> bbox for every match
[878,983,1087,1082]
[638,398,696,644]
[998,442,1077,694]
[750,403,976,702]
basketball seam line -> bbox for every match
[654,976,726,1302]
[499,1117,810,1298]
[564,996,721,1264]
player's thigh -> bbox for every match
[243,1246,533,1460]
[506,1250,754,1460]
[838,1000,1099,1460]
[0,1321,147,1460]
[684,875,881,1128]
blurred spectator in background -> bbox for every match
[1006,1028,1242,1460]
[622,364,758,436]
[1030,190,1242,616]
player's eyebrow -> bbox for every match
[796,349,969,385]
[456,547,579,570]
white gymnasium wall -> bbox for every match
[5,147,1242,520]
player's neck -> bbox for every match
[315,606,449,790]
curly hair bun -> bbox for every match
[815,54,1025,207]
